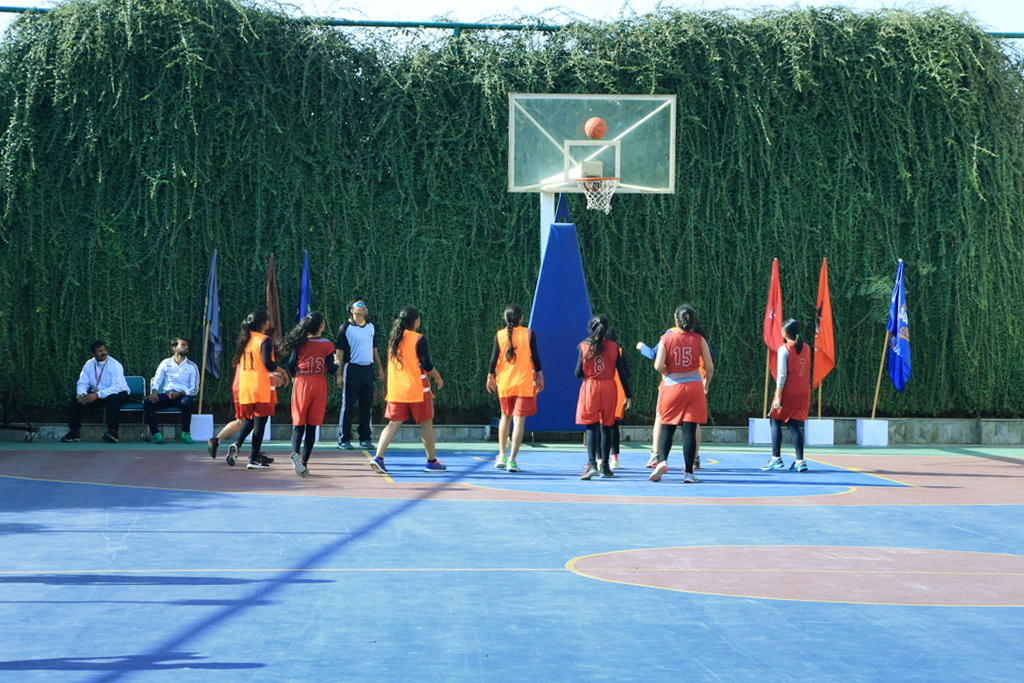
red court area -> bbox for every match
[569,546,1024,606]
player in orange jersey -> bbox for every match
[281,312,338,477]
[486,304,544,472]
[576,315,631,480]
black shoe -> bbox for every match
[102,430,119,443]
[247,455,270,469]
[61,431,81,443]
[255,451,274,464]
[207,437,220,459]
[600,464,614,478]
[338,440,354,450]
[359,440,373,449]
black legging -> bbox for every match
[585,423,614,465]
[291,424,318,465]
[234,415,269,457]
[610,422,621,455]
[771,418,805,460]
[658,422,698,473]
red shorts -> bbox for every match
[770,405,809,423]
[238,402,275,419]
[576,378,618,427]
[500,395,537,417]
[656,381,707,425]
[384,395,434,424]
[291,374,328,426]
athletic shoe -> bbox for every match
[645,453,658,468]
[761,457,785,471]
[683,472,699,483]
[600,463,615,478]
[207,437,219,459]
[370,456,388,474]
[338,440,354,450]
[649,462,669,482]
[424,459,447,472]
[247,455,270,469]
[291,452,308,477]
[359,440,373,449]
[60,431,81,443]
[226,443,238,467]
[180,432,194,445]
[254,451,275,464]
[580,463,599,481]
[153,433,164,444]
[506,460,520,472]
[494,455,508,469]
[610,454,620,470]
[102,430,119,444]
[694,454,701,469]
[790,459,808,472]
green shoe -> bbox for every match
[180,432,194,444]
[154,433,164,444]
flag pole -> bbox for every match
[198,320,212,414]
[817,381,822,419]
[870,331,891,419]
[763,348,771,419]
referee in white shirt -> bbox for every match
[62,341,131,443]
[336,299,385,450]
[144,338,200,444]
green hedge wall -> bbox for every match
[1,0,1022,422]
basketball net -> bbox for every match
[574,177,620,215]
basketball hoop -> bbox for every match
[574,177,620,215]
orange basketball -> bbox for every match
[584,117,607,140]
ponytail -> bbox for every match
[674,304,699,333]
[232,310,270,366]
[280,311,325,355]
[584,314,609,359]
[387,306,420,368]
[503,304,523,363]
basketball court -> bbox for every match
[1,440,1023,682]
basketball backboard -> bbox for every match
[508,94,676,194]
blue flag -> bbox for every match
[203,250,221,379]
[886,259,911,392]
[298,250,311,322]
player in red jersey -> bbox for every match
[651,305,713,483]
[576,315,631,480]
[281,312,338,477]
[762,319,811,472]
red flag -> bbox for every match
[813,258,835,388]
[762,258,784,378]
[265,253,282,345]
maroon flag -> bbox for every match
[762,258,784,378]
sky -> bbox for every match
[0,0,1020,36]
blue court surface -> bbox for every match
[1,441,1023,682]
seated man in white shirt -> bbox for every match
[62,341,131,443]
[144,337,200,444]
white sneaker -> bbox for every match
[649,462,668,482]
[645,453,658,468]
[495,455,508,469]
[610,454,620,470]
[683,472,699,483]
[291,452,308,477]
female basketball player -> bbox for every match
[281,312,338,477]
[762,319,811,472]
[370,306,446,475]
[486,304,544,472]
[650,305,713,483]
[225,310,281,470]
[576,315,631,480]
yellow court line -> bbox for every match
[809,458,919,487]
[364,452,393,483]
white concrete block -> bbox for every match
[806,419,834,446]
[748,418,772,444]
[856,419,888,447]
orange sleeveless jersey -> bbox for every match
[660,329,704,374]
[238,332,272,405]
[495,326,536,398]
[386,330,428,404]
